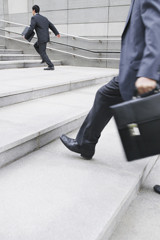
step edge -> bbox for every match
[0,74,115,98]
[0,112,87,154]
[0,113,86,168]
[96,155,158,240]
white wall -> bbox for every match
[2,0,131,37]
[8,0,28,14]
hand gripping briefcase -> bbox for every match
[111,89,160,161]
[22,26,35,42]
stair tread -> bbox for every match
[0,66,118,166]
[110,158,160,240]
[0,70,108,152]
[0,49,22,50]
[0,81,108,152]
[0,49,23,52]
[0,60,62,70]
[0,66,118,97]
[0,54,39,56]
[0,59,61,64]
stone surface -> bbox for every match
[8,0,28,14]
[34,0,67,11]
[2,0,131,37]
[0,85,95,152]
[0,121,157,240]
[0,59,62,69]
[0,66,118,106]
[0,66,118,96]
[0,44,62,69]
[68,7,109,24]
[0,66,117,166]
[0,69,118,166]
[68,23,108,37]
[108,22,125,37]
[109,6,130,22]
[0,54,40,61]
[110,0,131,6]
[0,49,23,54]
[110,156,160,240]
[0,45,5,49]
[68,0,110,9]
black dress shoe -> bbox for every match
[153,185,160,194]
[44,67,55,70]
[60,135,81,153]
[60,135,93,160]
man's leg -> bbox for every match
[76,76,123,156]
[34,41,40,55]
[61,76,123,158]
[38,42,54,68]
[34,41,44,62]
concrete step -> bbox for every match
[110,156,160,240]
[5,39,120,68]
[0,54,40,61]
[0,82,113,166]
[0,49,23,54]
[0,59,62,69]
[0,66,118,107]
[0,45,5,49]
[0,117,157,240]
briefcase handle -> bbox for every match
[134,84,160,99]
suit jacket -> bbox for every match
[119,0,160,100]
[25,14,59,43]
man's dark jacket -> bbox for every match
[119,0,160,100]
[25,14,59,43]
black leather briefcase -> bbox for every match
[22,26,35,42]
[111,90,160,161]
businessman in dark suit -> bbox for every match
[60,0,160,188]
[25,5,60,70]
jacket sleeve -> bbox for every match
[137,0,160,82]
[49,21,59,36]
[25,16,36,39]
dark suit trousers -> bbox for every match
[34,42,54,67]
[76,76,123,155]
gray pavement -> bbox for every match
[110,156,160,240]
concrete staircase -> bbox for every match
[0,65,157,240]
[4,36,121,68]
[0,66,118,164]
[0,45,5,49]
[0,45,62,69]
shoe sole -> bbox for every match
[81,154,93,160]
[44,69,55,71]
